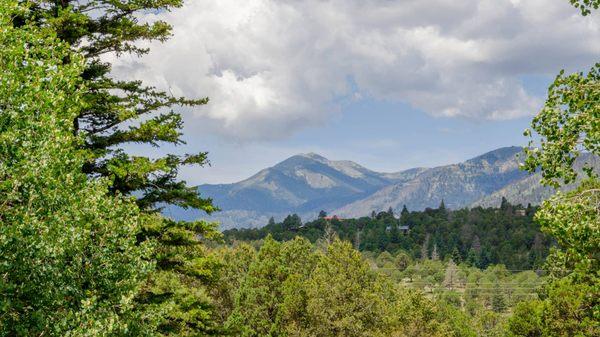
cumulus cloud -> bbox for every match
[107,0,600,141]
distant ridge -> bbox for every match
[164,146,598,229]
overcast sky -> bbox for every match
[110,0,599,184]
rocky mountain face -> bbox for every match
[471,153,600,208]
[165,153,424,229]
[333,146,527,217]
[165,147,598,229]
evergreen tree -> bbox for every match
[304,240,393,337]
[136,217,223,336]
[19,2,228,334]
[466,248,481,268]
[500,197,510,211]
[491,288,507,313]
[400,205,410,223]
[24,0,215,213]
[451,247,462,263]
[318,210,327,218]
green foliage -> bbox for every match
[513,5,600,334]
[15,3,227,335]
[0,5,151,334]
[136,216,224,336]
[569,0,600,15]
[508,278,599,336]
[210,243,257,324]
[24,0,214,212]
[535,180,599,278]
[507,181,600,336]
[225,236,317,336]
[225,203,549,270]
[523,64,599,187]
[216,238,477,337]
[303,240,393,337]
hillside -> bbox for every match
[166,153,424,228]
[166,147,599,229]
[334,147,527,218]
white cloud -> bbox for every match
[108,0,599,141]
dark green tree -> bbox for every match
[25,0,215,213]
[400,204,409,219]
[451,247,462,263]
[318,210,327,218]
[491,288,507,313]
[136,216,223,336]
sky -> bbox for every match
[109,0,600,185]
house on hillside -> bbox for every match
[386,225,410,235]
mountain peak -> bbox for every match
[298,152,328,161]
[466,146,523,165]
[179,146,562,229]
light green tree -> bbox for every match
[226,236,316,336]
[0,3,151,335]
[510,2,599,335]
[304,240,394,337]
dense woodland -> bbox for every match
[0,0,598,336]
[224,200,550,270]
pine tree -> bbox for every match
[466,248,481,268]
[24,0,214,213]
[400,205,409,223]
[500,197,510,211]
[136,217,223,336]
[19,2,228,334]
[451,247,462,263]
[491,288,507,313]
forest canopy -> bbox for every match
[0,0,597,336]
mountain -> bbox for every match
[471,153,600,208]
[166,153,425,229]
[333,146,528,218]
[165,146,598,229]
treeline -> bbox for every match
[224,200,551,270]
